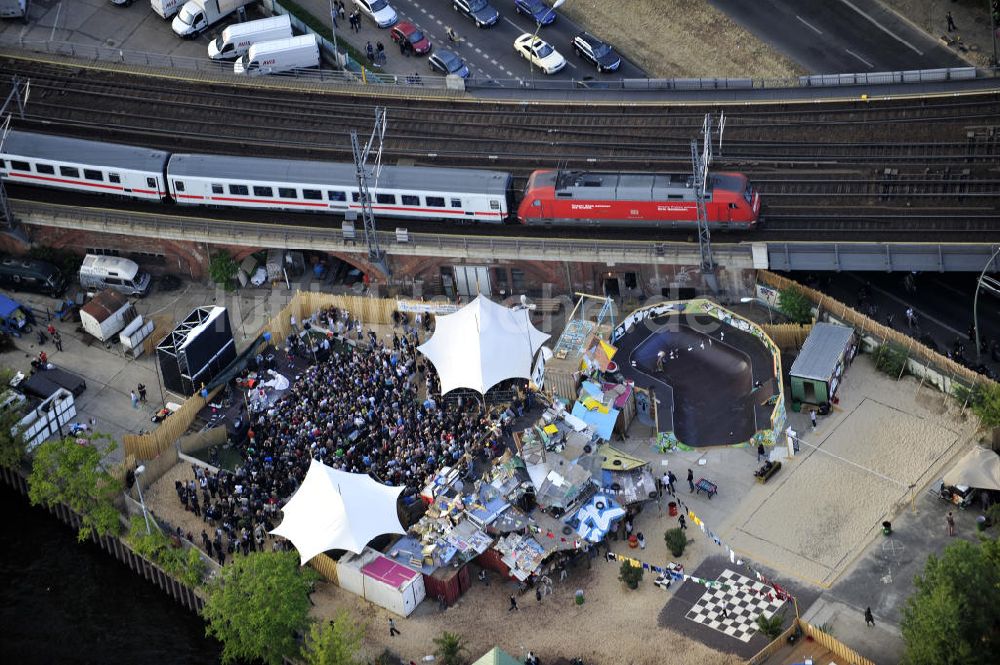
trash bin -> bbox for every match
[575,589,585,605]
[976,515,987,532]
[668,501,678,517]
[882,521,892,536]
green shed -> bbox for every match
[789,323,856,406]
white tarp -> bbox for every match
[271,459,405,564]
[417,294,550,395]
[943,446,1000,491]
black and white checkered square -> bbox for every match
[683,569,786,643]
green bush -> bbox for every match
[873,343,908,377]
[664,527,687,557]
[777,286,813,324]
[618,560,643,589]
[757,611,786,639]
[126,517,207,588]
[209,251,238,291]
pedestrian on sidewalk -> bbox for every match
[478,569,489,586]
[757,442,766,463]
[668,469,676,495]
[687,468,695,492]
[366,41,375,63]
[137,383,147,403]
[130,390,139,409]
[947,511,956,536]
[865,606,875,627]
[678,514,687,530]
[52,331,62,352]
[946,11,956,32]
[508,594,519,611]
[535,586,543,603]
[810,410,817,429]
[388,617,400,636]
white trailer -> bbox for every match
[0,0,28,20]
[172,0,255,38]
[18,389,76,452]
[80,290,138,343]
[336,548,425,617]
[208,14,291,60]
[150,0,184,19]
[234,34,319,76]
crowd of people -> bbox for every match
[173,306,504,564]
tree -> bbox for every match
[618,560,643,589]
[664,527,687,557]
[970,381,1000,429]
[209,251,238,290]
[28,433,122,542]
[0,368,28,468]
[432,631,468,665]
[301,609,365,665]
[201,551,317,665]
[900,537,1000,665]
[777,286,813,324]
[756,611,785,639]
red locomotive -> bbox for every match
[517,169,760,229]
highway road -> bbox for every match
[710,0,968,74]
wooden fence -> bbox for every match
[745,619,876,665]
[122,386,221,461]
[758,270,990,391]
[761,323,813,350]
[310,553,339,583]
[178,426,227,456]
[746,620,802,665]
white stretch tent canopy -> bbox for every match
[417,294,550,395]
[943,446,1000,491]
[271,459,405,564]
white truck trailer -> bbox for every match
[150,0,184,19]
[208,13,291,60]
[172,0,255,38]
[234,34,319,76]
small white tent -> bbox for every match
[271,459,406,565]
[417,294,550,395]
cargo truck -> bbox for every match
[172,0,255,38]
[208,13,291,60]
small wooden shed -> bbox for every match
[789,322,856,406]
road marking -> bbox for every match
[795,15,823,35]
[836,0,924,55]
[845,48,874,68]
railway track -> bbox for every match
[3,59,1000,238]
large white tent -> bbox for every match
[417,294,550,395]
[943,446,1000,491]
[271,459,406,564]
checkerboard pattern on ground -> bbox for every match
[684,569,786,642]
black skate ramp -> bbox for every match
[615,314,777,447]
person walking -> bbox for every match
[864,606,875,627]
[130,390,139,409]
[810,410,817,429]
[137,383,147,403]
[508,594,519,611]
[678,514,687,530]
[559,564,568,582]
[388,617,400,636]
[687,468,695,492]
[478,569,489,586]
[667,469,677,495]
[947,511,956,536]
[946,11,957,32]
[535,586,543,603]
[656,350,666,372]
[52,331,62,352]
[757,442,766,463]
[637,532,646,550]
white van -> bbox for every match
[234,34,319,76]
[208,14,292,60]
[79,254,151,297]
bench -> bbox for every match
[755,461,782,484]
[695,478,718,499]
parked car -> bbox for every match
[428,49,470,78]
[390,21,432,55]
[354,0,398,28]
[514,0,556,25]
[513,33,565,74]
[452,0,499,28]
[572,32,621,72]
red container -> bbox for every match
[668,502,678,517]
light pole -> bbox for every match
[974,246,1000,362]
[328,0,340,67]
[527,0,565,86]
[134,464,151,535]
[740,297,774,325]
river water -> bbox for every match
[0,485,222,664]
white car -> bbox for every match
[354,0,398,28]
[513,33,565,74]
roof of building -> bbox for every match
[471,648,521,665]
[80,290,128,323]
[789,322,855,382]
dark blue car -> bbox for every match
[514,0,556,25]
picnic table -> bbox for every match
[695,478,717,499]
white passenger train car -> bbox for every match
[166,154,512,223]
[0,131,170,202]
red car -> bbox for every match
[390,21,432,55]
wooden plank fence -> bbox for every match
[745,619,877,665]
[761,323,813,349]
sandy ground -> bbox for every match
[725,357,977,586]
[560,1,804,79]
[881,0,997,66]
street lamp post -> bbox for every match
[528,0,565,86]
[974,246,1000,362]
[740,297,774,325]
[134,464,151,535]
[328,0,340,67]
